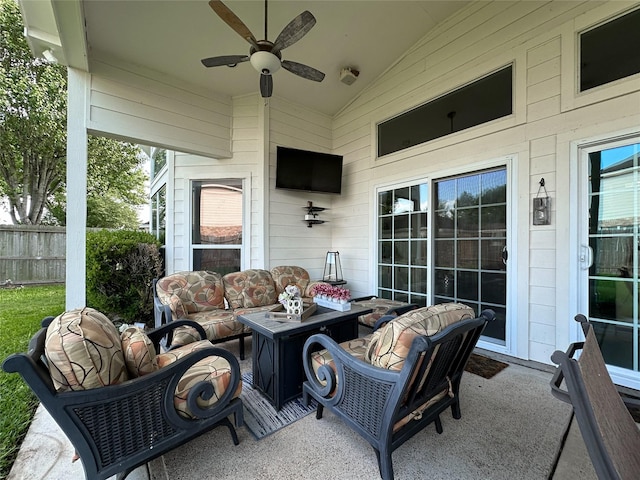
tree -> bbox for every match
[0,0,66,224]
[46,136,148,228]
[0,0,147,228]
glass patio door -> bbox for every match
[580,140,640,385]
[433,168,508,345]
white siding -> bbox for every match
[87,59,232,158]
[170,94,261,272]
[331,0,640,363]
[80,0,640,367]
[268,98,334,281]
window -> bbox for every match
[377,183,429,307]
[191,179,243,275]
[580,8,640,92]
[150,184,166,244]
[150,148,167,180]
[433,169,507,344]
[377,65,513,157]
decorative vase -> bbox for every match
[286,298,303,315]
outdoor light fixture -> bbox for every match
[250,51,281,75]
[42,49,58,63]
[533,178,551,225]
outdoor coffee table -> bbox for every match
[237,304,372,410]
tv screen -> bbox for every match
[276,146,343,194]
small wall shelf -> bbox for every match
[304,201,328,227]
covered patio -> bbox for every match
[10,0,640,477]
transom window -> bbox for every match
[377,65,513,157]
[580,7,640,91]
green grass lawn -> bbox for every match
[0,285,65,480]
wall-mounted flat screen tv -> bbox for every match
[276,146,343,194]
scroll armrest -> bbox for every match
[302,333,402,411]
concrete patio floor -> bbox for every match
[7,339,596,480]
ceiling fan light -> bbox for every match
[250,51,281,75]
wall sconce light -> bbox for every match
[42,49,58,63]
[533,178,551,225]
[323,251,344,284]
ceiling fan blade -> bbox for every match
[201,55,250,68]
[281,60,325,82]
[260,74,273,98]
[209,0,259,50]
[272,11,316,54]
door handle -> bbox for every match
[580,244,593,270]
[501,246,508,265]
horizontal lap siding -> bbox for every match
[331,0,637,363]
[268,98,333,281]
[170,95,259,272]
[88,60,232,158]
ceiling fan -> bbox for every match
[201,0,325,98]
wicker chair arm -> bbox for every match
[303,333,402,407]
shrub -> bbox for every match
[86,230,162,327]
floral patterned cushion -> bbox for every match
[156,341,242,419]
[367,303,475,371]
[170,311,248,347]
[222,269,278,309]
[121,327,158,377]
[270,266,326,300]
[351,298,410,328]
[156,271,226,319]
[311,335,373,381]
[45,308,129,392]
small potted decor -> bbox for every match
[279,285,303,315]
[311,284,351,311]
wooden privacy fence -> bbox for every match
[0,225,66,285]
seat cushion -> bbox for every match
[121,326,158,377]
[352,298,410,328]
[311,335,373,377]
[222,269,278,309]
[367,303,475,371]
[45,308,129,392]
[156,271,226,319]
[170,311,247,347]
[157,341,242,419]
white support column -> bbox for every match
[257,97,270,269]
[65,68,88,309]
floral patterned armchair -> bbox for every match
[302,303,495,480]
[2,307,243,480]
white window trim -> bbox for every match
[185,174,251,271]
[371,154,521,357]
[560,3,640,113]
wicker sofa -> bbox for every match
[302,303,495,480]
[2,307,243,480]
[153,266,327,357]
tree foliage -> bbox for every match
[0,0,147,228]
[0,0,66,224]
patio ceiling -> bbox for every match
[19,0,470,116]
